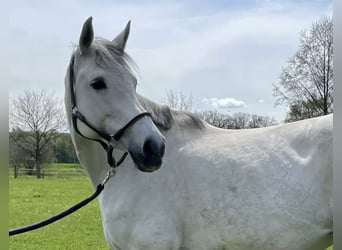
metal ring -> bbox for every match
[101,168,116,185]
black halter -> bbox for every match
[7,55,152,237]
[69,55,152,168]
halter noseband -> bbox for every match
[69,55,152,169]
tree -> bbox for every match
[273,16,333,121]
[284,100,324,123]
[196,110,233,129]
[9,130,35,177]
[196,110,277,129]
[161,89,193,111]
[248,114,277,128]
[231,112,251,129]
[9,90,66,178]
[53,133,78,163]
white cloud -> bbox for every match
[203,97,245,109]
[258,99,265,103]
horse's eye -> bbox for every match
[90,78,107,90]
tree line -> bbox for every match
[10,130,78,174]
[196,111,276,129]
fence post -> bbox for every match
[14,165,18,178]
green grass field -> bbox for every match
[9,164,333,250]
[9,168,109,250]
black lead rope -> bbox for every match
[9,166,118,237]
[9,184,104,236]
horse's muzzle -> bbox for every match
[129,136,165,172]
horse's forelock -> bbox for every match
[93,38,138,77]
[72,38,138,79]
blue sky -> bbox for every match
[7,0,332,121]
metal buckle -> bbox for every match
[72,106,78,115]
[101,168,116,186]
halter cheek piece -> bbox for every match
[69,55,152,169]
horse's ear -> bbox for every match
[112,20,131,52]
[79,17,94,56]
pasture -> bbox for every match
[9,164,109,250]
[9,164,333,250]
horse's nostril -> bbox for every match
[130,137,165,172]
[143,137,165,158]
[143,138,154,157]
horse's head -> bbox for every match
[66,17,165,172]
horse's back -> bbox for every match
[176,115,333,249]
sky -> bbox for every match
[7,0,332,122]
